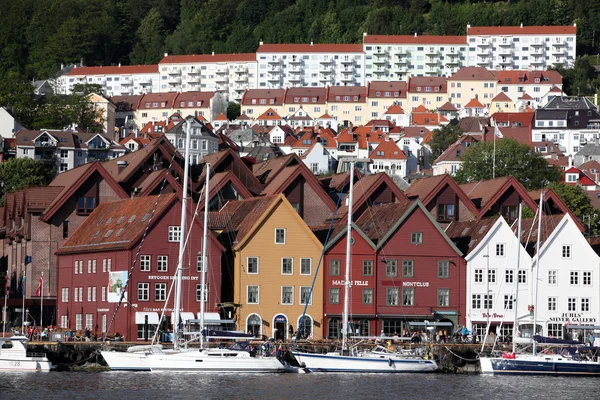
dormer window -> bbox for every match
[566,173,578,182]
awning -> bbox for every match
[171,312,196,324]
[135,312,159,325]
[409,321,453,327]
[200,312,221,325]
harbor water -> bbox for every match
[1,372,599,399]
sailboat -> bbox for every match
[480,194,600,376]
[292,163,438,373]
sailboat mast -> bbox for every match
[342,162,355,352]
[200,164,210,349]
[512,203,523,354]
[532,192,543,356]
[173,117,192,350]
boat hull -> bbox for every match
[0,357,51,372]
[100,350,151,371]
[480,355,600,376]
[292,352,438,373]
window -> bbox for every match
[87,286,92,301]
[138,283,149,301]
[76,314,83,331]
[548,297,557,311]
[247,286,259,304]
[92,260,97,273]
[77,197,95,215]
[386,260,398,277]
[438,261,449,278]
[483,294,493,310]
[566,297,578,312]
[330,288,340,304]
[402,288,414,306]
[363,288,373,305]
[330,259,341,276]
[504,294,514,310]
[411,232,423,244]
[505,269,514,284]
[474,269,483,283]
[548,323,563,339]
[548,270,557,285]
[61,315,68,328]
[438,289,450,307]
[562,245,571,259]
[168,226,181,242]
[140,255,151,272]
[275,228,286,244]
[102,286,106,302]
[300,287,312,305]
[155,283,166,301]
[282,258,293,275]
[496,243,505,256]
[570,271,579,285]
[62,221,69,239]
[196,283,209,302]
[386,288,399,306]
[87,260,92,274]
[437,204,455,221]
[61,288,68,302]
[402,260,414,277]
[363,260,373,276]
[472,294,482,309]
[581,298,590,312]
[157,256,168,272]
[488,269,496,283]
[518,270,527,284]
[300,258,312,275]
[577,269,591,286]
[247,257,258,274]
[92,287,96,301]
[281,286,294,305]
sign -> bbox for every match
[482,312,504,318]
[143,307,176,312]
[148,275,199,281]
[97,308,110,312]
[402,281,429,287]
[549,312,597,323]
[331,280,369,286]
[274,314,287,323]
[107,271,128,303]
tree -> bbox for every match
[227,102,241,120]
[129,8,166,65]
[548,182,600,235]
[454,139,562,190]
[0,158,55,202]
[429,124,463,160]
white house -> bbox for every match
[367,138,407,177]
[62,65,160,97]
[382,104,409,127]
[164,117,219,165]
[0,107,26,139]
[300,142,334,175]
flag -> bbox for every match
[35,275,43,297]
[494,124,503,138]
[3,275,8,295]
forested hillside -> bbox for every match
[0,0,599,81]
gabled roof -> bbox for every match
[491,92,513,102]
[434,135,478,164]
[491,112,534,127]
[519,93,533,100]
[401,126,431,138]
[438,102,458,112]
[411,112,447,126]
[319,169,363,193]
[256,108,282,120]
[449,66,497,81]
[404,174,480,216]
[216,195,280,244]
[444,217,500,256]
[214,113,228,121]
[495,70,563,86]
[514,214,566,257]
[527,187,586,232]
[137,169,183,197]
[369,139,407,160]
[198,170,253,209]
[367,81,407,98]
[197,148,262,193]
[284,87,327,104]
[464,98,485,108]
[252,153,300,185]
[578,160,600,179]
[408,76,447,93]
[385,104,405,115]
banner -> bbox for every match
[108,271,128,303]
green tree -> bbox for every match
[454,139,562,190]
[130,7,166,64]
[429,124,463,160]
[548,181,600,235]
[227,102,241,120]
[0,71,35,127]
[0,158,55,202]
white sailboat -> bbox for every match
[292,163,438,373]
[480,195,600,376]
[0,336,52,372]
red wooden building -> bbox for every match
[55,193,224,340]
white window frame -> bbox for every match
[157,255,168,272]
[275,228,286,244]
[168,226,181,242]
[138,283,149,301]
[300,286,312,305]
[247,257,259,274]
[140,255,151,272]
[281,286,294,305]
[281,258,293,275]
[300,258,312,275]
[247,285,260,304]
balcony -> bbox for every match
[267,57,280,64]
[340,75,354,82]
[320,59,333,64]
[531,47,545,55]
[168,69,181,75]
[340,57,354,64]
[395,57,408,64]
[188,76,200,84]
[138,78,152,86]
[531,58,544,65]
[267,74,280,82]
[395,48,408,56]
[215,74,228,83]
[215,83,228,91]
[119,89,133,95]
[320,66,333,74]
[373,69,386,75]
[215,67,228,74]
[120,77,133,86]
[552,41,566,48]
[531,41,544,47]
[425,69,440,75]
[234,74,248,83]
[288,75,302,83]
[499,39,513,47]
[267,64,281,72]
[426,48,438,55]
[498,58,512,65]
[391,65,407,74]
[167,76,181,85]
[341,68,354,74]
[289,57,302,64]
[476,58,491,65]
[188,69,200,75]
[318,74,332,82]
[88,143,109,150]
[425,58,439,65]
[373,47,386,55]
[373,56,387,65]
[498,47,512,55]
[234,66,248,74]
[446,58,460,66]
[552,47,565,55]
[35,140,56,148]
[477,47,490,55]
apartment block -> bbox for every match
[62,65,159,96]
[363,34,467,82]
[466,24,577,70]
[158,53,257,102]
[256,43,365,89]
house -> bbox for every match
[300,142,335,175]
[314,113,338,131]
[495,70,563,106]
[217,194,325,340]
[447,67,498,110]
[240,89,285,120]
[286,108,315,129]
[368,138,407,177]
[135,91,226,127]
[212,113,229,131]
[255,108,284,126]
[437,102,458,121]
[432,135,479,176]
[55,193,224,339]
[489,92,514,114]
[366,81,408,119]
[0,107,26,139]
[410,105,448,130]
[283,87,327,120]
[563,167,598,190]
[165,116,219,165]
[382,104,408,127]
[460,97,488,119]
[398,127,433,173]
[326,86,368,128]
[574,141,600,167]
[407,76,448,111]
[89,93,116,138]
[109,95,142,135]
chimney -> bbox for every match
[414,32,417,37]
[520,23,523,28]
[212,51,215,56]
[259,40,263,46]
[164,52,168,58]
[466,24,471,29]
[118,63,121,67]
[310,41,314,46]
[117,160,128,174]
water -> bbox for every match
[1,372,599,400]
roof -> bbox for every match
[496,70,563,86]
[66,65,158,76]
[252,153,299,184]
[491,92,513,102]
[465,98,485,108]
[491,112,534,127]
[327,86,368,102]
[256,108,282,120]
[444,217,498,255]
[56,194,177,254]
[319,169,363,193]
[384,104,405,115]
[218,195,280,242]
[364,35,467,45]
[513,214,566,256]
[402,126,431,138]
[367,81,407,98]
[467,25,576,36]
[519,93,533,100]
[257,43,363,53]
[214,113,228,121]
[438,101,458,112]
[159,53,256,64]
[408,76,447,93]
[241,89,285,106]
[284,87,327,104]
[449,66,497,81]
[369,139,407,160]
[109,95,143,111]
[459,176,512,207]
[434,135,478,164]
[411,112,447,126]
[355,202,415,243]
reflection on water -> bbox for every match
[0,372,598,400]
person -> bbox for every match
[40,328,48,341]
[589,333,595,347]
[85,327,91,341]
[249,345,257,357]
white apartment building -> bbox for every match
[466,24,577,71]
[256,43,365,89]
[61,65,159,96]
[363,34,467,81]
[158,53,257,103]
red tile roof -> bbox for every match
[214,113,228,121]
[412,105,429,113]
[438,101,458,112]
[491,112,534,127]
[218,195,280,242]
[496,70,563,86]
[256,108,282,120]
[411,112,447,126]
[408,76,447,93]
[444,217,498,255]
[449,66,497,81]
[367,81,407,98]
[355,201,415,243]
[364,35,467,45]
[318,113,334,119]
[241,89,285,106]
[173,92,215,108]
[491,92,513,102]
[402,126,431,138]
[384,104,405,115]
[284,87,327,104]
[66,65,158,76]
[369,139,407,160]
[465,98,485,108]
[257,43,363,53]
[468,25,576,36]
[327,86,367,102]
[459,176,512,207]
[159,53,255,64]
[520,93,533,100]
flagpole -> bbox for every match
[21,272,25,335]
[40,272,43,329]
[2,277,7,337]
[493,126,496,179]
